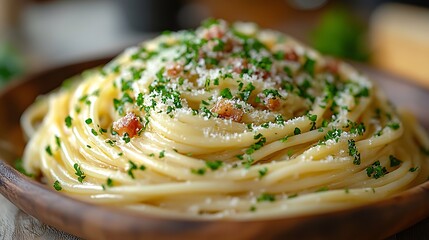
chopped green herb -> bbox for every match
[347,139,361,165]
[45,145,53,156]
[53,180,62,191]
[202,18,219,28]
[206,160,223,170]
[257,193,276,202]
[55,135,61,148]
[283,66,293,78]
[316,186,329,192]
[91,129,98,136]
[220,88,233,99]
[65,116,73,128]
[387,122,400,130]
[85,118,93,124]
[321,119,329,127]
[127,160,138,179]
[280,135,290,142]
[355,87,369,98]
[409,167,419,172]
[294,127,301,135]
[73,163,86,183]
[106,178,113,187]
[273,51,285,60]
[389,155,402,167]
[303,57,316,77]
[159,150,165,158]
[349,121,366,136]
[250,206,257,212]
[275,115,285,125]
[308,114,317,122]
[366,161,388,179]
[258,167,268,178]
[212,39,225,52]
[122,133,131,143]
[252,57,272,72]
[191,168,206,175]
[324,128,343,142]
[246,136,266,155]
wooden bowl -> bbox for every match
[1,58,429,240]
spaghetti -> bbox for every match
[21,19,429,219]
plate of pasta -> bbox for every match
[1,19,429,239]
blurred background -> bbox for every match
[1,0,428,88]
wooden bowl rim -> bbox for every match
[1,58,429,240]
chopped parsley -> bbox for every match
[246,134,266,155]
[85,118,93,124]
[127,160,146,179]
[53,180,62,191]
[191,168,206,175]
[294,127,301,135]
[347,139,361,165]
[316,186,329,192]
[65,116,72,128]
[409,167,419,172]
[389,155,402,167]
[258,167,268,178]
[303,57,316,77]
[257,193,276,202]
[91,129,98,136]
[324,128,343,142]
[205,160,223,170]
[212,39,225,52]
[159,150,165,158]
[307,114,317,122]
[366,161,388,179]
[347,121,366,136]
[201,18,219,28]
[45,145,53,156]
[73,163,86,183]
[104,178,114,188]
[122,133,131,143]
[387,122,400,130]
[280,135,290,142]
[220,88,233,99]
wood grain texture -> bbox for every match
[1,58,429,240]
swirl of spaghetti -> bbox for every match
[21,19,429,219]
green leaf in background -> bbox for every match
[311,6,369,62]
[0,42,23,87]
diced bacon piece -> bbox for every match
[266,98,281,111]
[223,39,234,52]
[211,99,244,122]
[254,70,271,79]
[166,63,183,77]
[113,112,142,138]
[284,50,299,61]
[203,25,225,40]
[325,59,340,74]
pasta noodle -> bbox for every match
[20,19,429,219]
